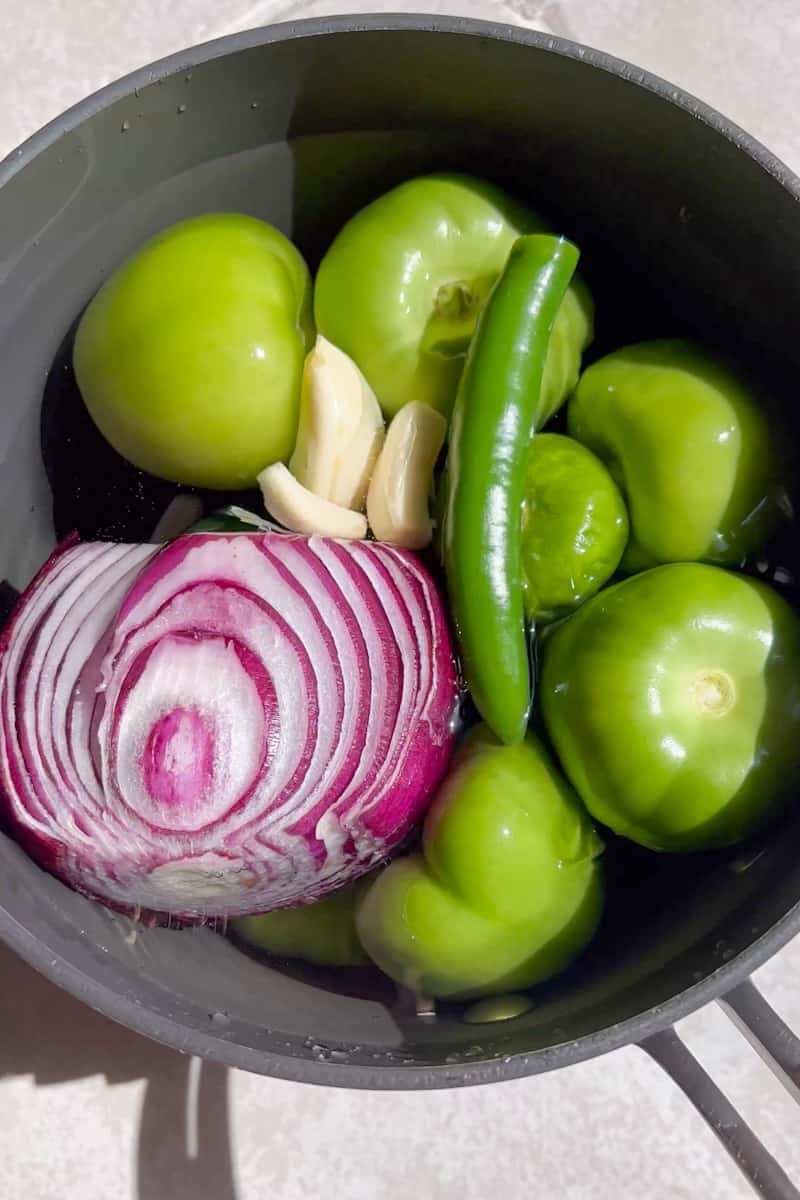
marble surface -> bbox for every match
[1,2,800,1198]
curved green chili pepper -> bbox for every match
[443,234,579,745]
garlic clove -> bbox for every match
[258,462,368,540]
[367,402,447,549]
[290,335,385,511]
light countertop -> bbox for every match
[1,3,799,1198]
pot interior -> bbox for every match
[1,23,799,1083]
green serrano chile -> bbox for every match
[443,234,580,745]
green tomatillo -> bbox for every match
[314,173,593,421]
[569,340,785,571]
[521,433,629,622]
[74,214,314,489]
[356,727,603,1000]
[231,881,370,969]
[540,563,800,852]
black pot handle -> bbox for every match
[639,981,800,1200]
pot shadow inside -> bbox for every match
[0,940,237,1200]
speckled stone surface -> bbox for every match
[1,3,800,1198]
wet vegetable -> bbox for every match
[521,434,628,622]
[541,562,800,851]
[443,234,580,744]
[290,335,385,510]
[569,340,784,571]
[357,727,603,1000]
[232,881,370,968]
[258,461,368,539]
[367,402,447,549]
[0,533,458,919]
[462,994,534,1023]
[74,214,314,489]
[315,173,593,420]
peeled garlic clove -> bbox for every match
[258,463,367,540]
[290,335,385,511]
[367,402,447,549]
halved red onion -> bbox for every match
[0,533,460,920]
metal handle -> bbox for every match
[639,981,800,1200]
[719,980,800,1104]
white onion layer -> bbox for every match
[0,533,459,919]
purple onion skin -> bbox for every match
[0,533,460,923]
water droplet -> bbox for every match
[185,73,193,82]
[134,87,140,98]
[250,100,259,110]
[445,1053,460,1064]
[382,1049,411,1064]
[304,1041,350,1063]
[210,1010,230,1026]
[121,119,131,133]
[303,1036,337,1061]
[177,103,187,115]
[447,704,462,736]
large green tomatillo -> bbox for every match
[540,563,800,852]
[569,340,784,571]
[74,214,314,489]
[314,173,593,421]
[356,728,603,1000]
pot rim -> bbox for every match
[1,12,799,1089]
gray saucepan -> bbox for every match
[0,15,799,1199]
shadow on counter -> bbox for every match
[0,941,237,1200]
